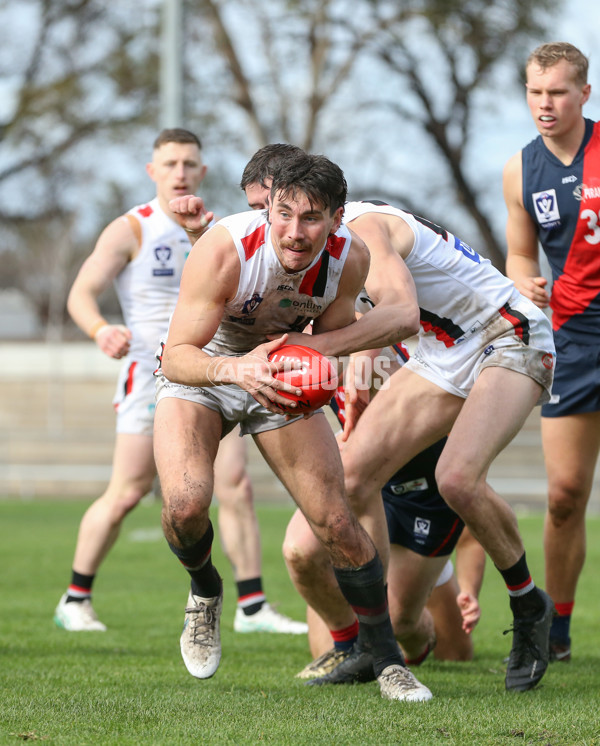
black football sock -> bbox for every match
[497,552,545,617]
[333,553,404,677]
[66,571,95,603]
[167,521,222,598]
[236,577,266,616]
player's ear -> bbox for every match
[146,162,156,182]
[330,206,344,234]
[582,83,591,105]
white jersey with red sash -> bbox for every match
[204,210,353,356]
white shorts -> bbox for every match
[155,374,304,437]
[434,558,454,588]
[406,292,555,405]
[113,357,156,436]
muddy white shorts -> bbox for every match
[405,292,555,404]
[155,374,304,437]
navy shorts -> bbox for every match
[542,329,600,418]
[382,437,464,557]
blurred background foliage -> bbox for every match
[0,0,563,336]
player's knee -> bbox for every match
[282,536,319,579]
[161,485,211,529]
[390,613,416,640]
[547,482,588,525]
[343,470,371,514]
[122,480,153,512]
[283,541,313,578]
[101,481,151,522]
[216,472,253,509]
[434,639,473,662]
[435,468,477,515]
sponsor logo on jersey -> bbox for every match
[562,174,577,184]
[153,245,174,276]
[279,298,323,313]
[532,189,560,226]
[542,353,554,370]
[414,517,431,537]
[579,184,600,201]
[483,344,495,356]
[277,284,294,292]
[242,293,263,314]
[228,315,256,325]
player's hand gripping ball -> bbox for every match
[268,344,338,413]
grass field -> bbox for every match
[1,498,599,745]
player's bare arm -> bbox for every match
[354,212,420,337]
[67,215,137,358]
[454,527,486,634]
[161,228,301,412]
[503,152,550,309]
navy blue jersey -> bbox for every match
[522,118,600,341]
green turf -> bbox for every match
[0,498,599,745]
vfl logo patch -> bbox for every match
[242,293,263,314]
[153,245,174,276]
[414,517,431,537]
[483,344,495,356]
[532,189,560,225]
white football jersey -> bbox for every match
[114,197,191,359]
[344,201,515,348]
[205,210,353,355]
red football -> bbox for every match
[268,344,338,413]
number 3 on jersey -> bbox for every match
[580,208,600,245]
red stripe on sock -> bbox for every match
[331,619,359,643]
[238,591,265,603]
[555,601,574,617]
[68,584,92,594]
[506,576,532,593]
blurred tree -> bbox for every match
[190,0,558,270]
[0,0,163,335]
[0,0,560,336]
